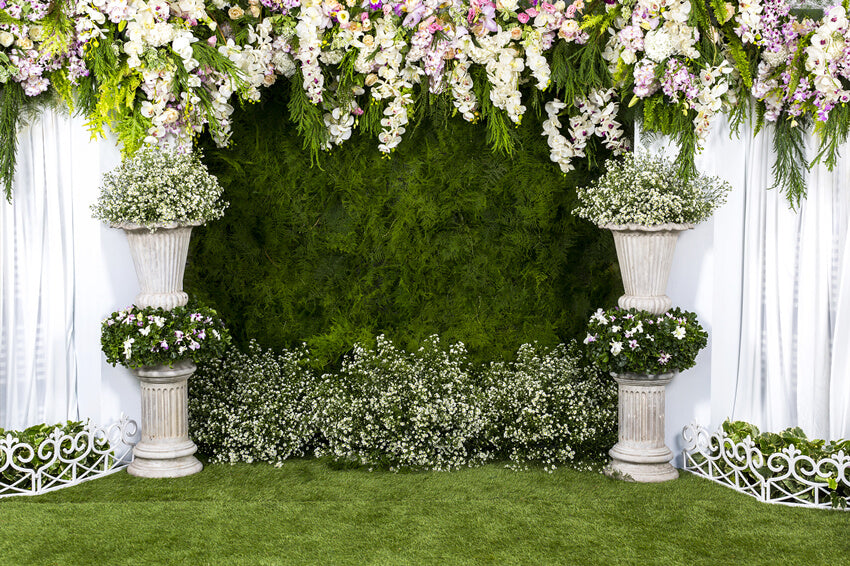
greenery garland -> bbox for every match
[1,0,850,204]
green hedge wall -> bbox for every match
[187,84,624,366]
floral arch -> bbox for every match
[1,0,849,205]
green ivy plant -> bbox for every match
[101,303,231,369]
[583,307,708,375]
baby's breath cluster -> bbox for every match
[189,335,618,472]
[483,343,617,472]
[91,147,228,229]
[573,153,731,227]
[315,335,490,472]
[189,340,317,465]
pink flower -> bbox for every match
[628,339,638,350]
[517,12,529,23]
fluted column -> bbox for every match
[127,361,203,478]
[118,222,200,310]
[603,223,693,315]
[607,372,678,482]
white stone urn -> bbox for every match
[127,361,203,478]
[117,221,201,310]
[602,223,693,315]
[607,371,678,483]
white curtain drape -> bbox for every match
[0,110,135,431]
[639,117,850,444]
[0,111,81,429]
[732,125,850,440]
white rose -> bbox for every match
[161,107,180,124]
[0,31,14,48]
[28,26,44,42]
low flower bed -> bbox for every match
[189,335,618,472]
[683,421,850,510]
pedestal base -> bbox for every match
[608,372,678,483]
[606,459,679,483]
[128,454,203,478]
[129,361,203,479]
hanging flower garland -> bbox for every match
[0,0,848,204]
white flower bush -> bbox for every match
[316,335,491,471]
[573,152,731,226]
[189,335,618,472]
[189,340,318,465]
[91,146,228,228]
[482,342,617,471]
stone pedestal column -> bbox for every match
[607,372,679,482]
[603,223,693,315]
[127,361,202,478]
[118,222,199,310]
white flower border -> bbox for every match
[682,422,850,510]
[0,416,140,498]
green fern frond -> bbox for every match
[771,116,808,208]
[287,71,327,163]
[0,81,25,201]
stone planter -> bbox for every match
[607,372,678,483]
[127,361,202,478]
[603,223,693,315]
[117,221,201,310]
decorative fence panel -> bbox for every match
[0,417,139,498]
[682,423,850,510]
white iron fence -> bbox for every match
[0,416,139,497]
[682,423,850,510]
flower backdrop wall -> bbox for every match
[1,0,848,203]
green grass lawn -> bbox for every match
[1,460,847,565]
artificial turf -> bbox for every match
[1,460,847,565]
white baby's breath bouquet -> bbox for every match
[573,154,731,226]
[91,146,228,229]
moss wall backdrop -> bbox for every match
[187,84,624,366]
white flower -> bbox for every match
[591,308,609,325]
[0,32,13,48]
[610,341,623,355]
[673,326,687,340]
[123,337,135,359]
[139,326,151,336]
[643,29,675,62]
